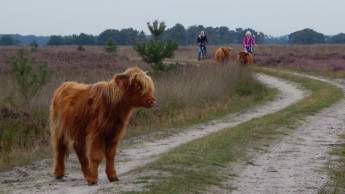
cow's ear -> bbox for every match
[114,74,129,89]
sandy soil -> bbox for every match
[210,72,345,194]
[0,73,306,194]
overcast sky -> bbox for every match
[1,0,344,36]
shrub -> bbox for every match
[29,41,38,52]
[9,50,49,102]
[105,39,117,53]
[77,45,85,51]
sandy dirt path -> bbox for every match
[0,73,306,194]
[214,73,345,194]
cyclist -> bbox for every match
[197,31,208,60]
[242,31,256,53]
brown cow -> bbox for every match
[237,51,254,65]
[215,47,233,63]
[50,67,156,185]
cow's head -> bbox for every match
[114,67,156,108]
[238,52,252,65]
[221,47,233,57]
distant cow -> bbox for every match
[50,67,156,185]
[237,51,254,65]
[215,47,233,63]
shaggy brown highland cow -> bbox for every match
[237,51,254,65]
[50,67,156,185]
[215,47,233,63]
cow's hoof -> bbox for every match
[55,175,64,180]
[108,176,119,182]
[87,181,98,186]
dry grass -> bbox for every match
[253,44,345,74]
[0,46,267,171]
[1,44,344,171]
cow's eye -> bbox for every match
[134,82,142,91]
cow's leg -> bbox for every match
[86,137,104,185]
[53,137,67,179]
[105,142,119,182]
[74,144,89,178]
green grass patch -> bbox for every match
[122,68,343,194]
[319,134,345,194]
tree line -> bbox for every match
[1,25,345,46]
[46,25,266,46]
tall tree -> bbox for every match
[47,35,65,45]
[75,33,95,45]
[163,23,187,45]
[288,28,325,44]
[0,35,20,45]
[329,33,345,43]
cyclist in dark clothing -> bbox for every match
[197,31,208,45]
[197,31,208,60]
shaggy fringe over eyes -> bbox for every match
[124,67,155,95]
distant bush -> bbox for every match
[134,20,178,72]
[29,41,38,52]
[105,39,117,53]
[9,50,49,102]
[77,45,85,51]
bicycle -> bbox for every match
[198,43,207,61]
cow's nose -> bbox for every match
[148,98,156,105]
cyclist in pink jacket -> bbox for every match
[242,31,256,53]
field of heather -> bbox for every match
[172,44,345,71]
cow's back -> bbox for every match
[215,48,225,63]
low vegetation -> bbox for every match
[0,49,270,171]
[254,44,345,77]
[105,39,117,53]
[124,68,343,194]
[9,50,49,103]
[29,41,38,52]
[77,45,85,51]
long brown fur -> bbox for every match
[50,67,156,185]
[215,47,233,63]
[237,51,254,65]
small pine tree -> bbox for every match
[134,20,178,72]
[10,50,49,101]
[30,41,38,52]
[105,39,117,53]
[147,20,166,40]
